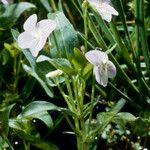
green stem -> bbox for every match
[71,0,83,17]
[51,32,62,57]
[88,75,95,132]
[2,134,14,150]
[134,0,149,105]
[65,74,74,100]
[139,0,150,76]
[115,0,136,60]
[109,22,137,74]
[63,0,77,28]
[82,1,88,52]
[50,0,57,11]
[57,83,73,109]
[65,115,79,135]
[74,118,82,150]
[83,5,88,52]
[23,140,30,150]
[108,82,141,110]
[13,54,22,92]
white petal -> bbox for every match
[46,69,63,78]
[85,50,108,65]
[102,3,118,16]
[23,14,37,31]
[29,36,47,57]
[107,60,116,78]
[93,66,101,84]
[88,0,118,22]
[94,66,108,87]
[97,9,112,22]
[37,19,56,37]
[17,32,33,49]
[1,0,8,4]
[97,3,118,22]
[87,0,99,6]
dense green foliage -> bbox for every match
[0,0,150,150]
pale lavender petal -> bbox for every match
[85,50,108,65]
[87,0,99,6]
[97,3,118,22]
[37,19,56,38]
[29,36,47,57]
[102,2,118,16]
[94,66,108,87]
[1,0,8,4]
[23,14,37,31]
[17,32,33,49]
[97,8,112,22]
[107,60,116,78]
[88,0,118,22]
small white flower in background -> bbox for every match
[17,14,56,57]
[87,0,118,22]
[1,0,8,4]
[46,69,63,78]
[85,49,116,86]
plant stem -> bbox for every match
[139,0,150,76]
[65,74,74,100]
[57,83,72,109]
[51,32,62,57]
[50,0,57,11]
[71,0,83,17]
[88,75,95,132]
[83,4,88,52]
[65,115,79,135]
[23,140,30,150]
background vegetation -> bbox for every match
[0,0,150,150]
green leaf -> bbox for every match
[30,111,53,129]
[4,43,20,58]
[9,119,29,133]
[82,63,92,80]
[49,58,74,74]
[46,76,65,87]
[113,112,137,130]
[96,111,136,136]
[10,111,53,130]
[11,29,19,41]
[115,112,137,122]
[40,0,52,12]
[21,77,36,99]
[17,101,60,119]
[33,140,59,150]
[0,104,15,136]
[0,49,9,65]
[37,55,75,74]
[12,129,59,150]
[110,99,126,113]
[96,112,116,134]
[71,48,87,72]
[48,12,79,58]
[0,136,9,148]
[22,64,54,98]
[0,2,36,29]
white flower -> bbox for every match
[1,0,8,4]
[85,50,116,86]
[46,69,63,78]
[17,14,56,57]
[87,0,118,22]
